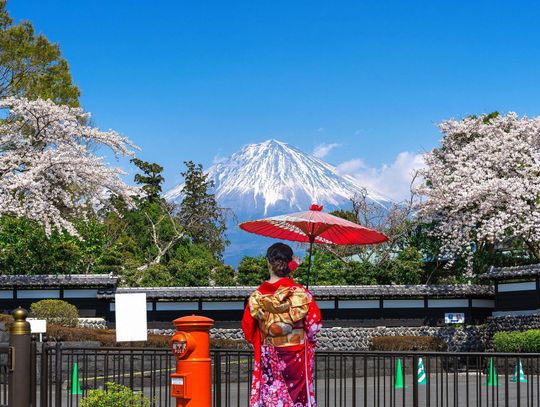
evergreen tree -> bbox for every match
[237,256,268,285]
[178,161,228,259]
[0,1,80,105]
[131,159,164,202]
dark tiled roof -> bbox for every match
[0,274,118,288]
[98,284,494,300]
[482,264,540,280]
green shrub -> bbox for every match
[81,382,151,407]
[46,324,170,347]
[29,300,79,327]
[371,336,448,351]
[523,330,540,352]
[493,330,540,353]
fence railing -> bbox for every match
[30,345,540,406]
[0,343,8,407]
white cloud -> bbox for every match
[336,158,366,174]
[312,142,340,158]
[338,152,426,201]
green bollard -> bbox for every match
[487,358,498,387]
[394,358,404,389]
[417,357,427,385]
[70,362,83,395]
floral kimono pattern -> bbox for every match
[242,278,322,407]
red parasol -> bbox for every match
[239,204,388,286]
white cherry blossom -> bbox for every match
[418,113,540,274]
[0,97,138,235]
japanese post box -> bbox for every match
[171,315,214,407]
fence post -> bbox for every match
[412,354,419,407]
[8,307,32,407]
[40,343,49,407]
[54,342,62,407]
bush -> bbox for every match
[81,382,151,407]
[493,330,540,353]
[29,300,79,327]
[45,324,249,349]
[371,336,448,351]
[46,324,170,347]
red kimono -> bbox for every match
[242,277,322,407]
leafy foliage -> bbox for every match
[102,160,231,286]
[30,299,79,327]
[178,161,228,259]
[237,256,268,285]
[131,158,164,201]
[0,215,118,275]
[81,382,151,407]
[0,1,80,106]
[493,330,540,353]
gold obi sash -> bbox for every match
[249,285,311,347]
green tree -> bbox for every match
[211,264,237,286]
[293,250,378,286]
[237,256,268,285]
[131,159,164,201]
[178,161,228,259]
[0,1,85,275]
[0,1,80,105]
[0,216,110,275]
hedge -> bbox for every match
[46,325,170,347]
[493,330,540,353]
[371,336,448,351]
[30,299,79,327]
[44,324,249,349]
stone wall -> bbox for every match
[78,318,107,330]
[143,315,540,352]
[312,325,485,352]
[151,325,486,352]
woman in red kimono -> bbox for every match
[242,243,322,407]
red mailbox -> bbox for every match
[171,315,214,407]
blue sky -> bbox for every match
[9,1,540,199]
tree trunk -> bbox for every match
[525,240,540,262]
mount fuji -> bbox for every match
[165,139,391,264]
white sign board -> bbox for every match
[27,318,47,334]
[115,293,148,342]
[445,312,465,324]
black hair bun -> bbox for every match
[266,242,294,278]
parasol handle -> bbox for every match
[306,238,314,289]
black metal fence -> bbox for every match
[28,345,540,406]
[0,344,8,407]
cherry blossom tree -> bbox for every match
[418,112,540,273]
[0,97,138,236]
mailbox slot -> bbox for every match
[171,373,191,399]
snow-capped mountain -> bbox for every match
[164,139,391,263]
[166,139,389,211]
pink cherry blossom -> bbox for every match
[417,112,540,275]
[0,97,139,236]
